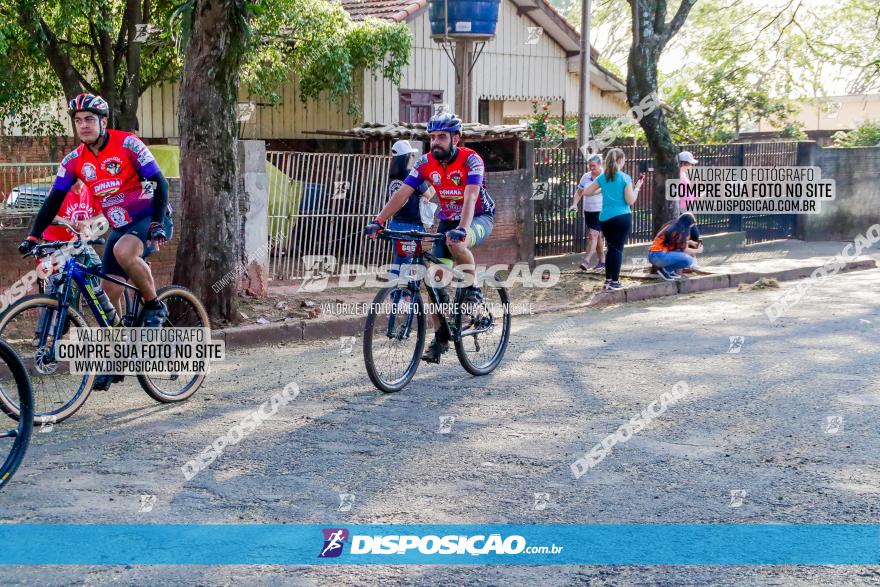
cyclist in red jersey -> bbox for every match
[365,112,495,363]
[19,93,173,389]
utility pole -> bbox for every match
[454,40,474,122]
[577,0,592,152]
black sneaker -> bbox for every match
[603,280,624,291]
[140,301,169,327]
[658,267,678,281]
[421,335,450,364]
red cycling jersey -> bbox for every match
[404,146,495,221]
[51,129,162,229]
[41,182,99,242]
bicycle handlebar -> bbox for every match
[25,238,106,258]
[377,229,445,241]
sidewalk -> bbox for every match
[214,239,878,348]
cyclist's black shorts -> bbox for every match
[102,214,174,279]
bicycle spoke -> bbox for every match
[365,287,423,391]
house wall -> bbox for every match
[2,1,628,140]
[363,1,629,124]
[758,94,880,134]
[136,75,361,140]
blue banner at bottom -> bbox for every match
[0,525,877,565]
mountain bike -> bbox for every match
[363,228,511,392]
[0,223,210,423]
[0,338,33,491]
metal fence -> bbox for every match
[533,142,799,257]
[0,163,57,212]
[267,151,395,280]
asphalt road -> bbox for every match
[3,267,880,585]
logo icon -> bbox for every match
[333,181,351,200]
[448,171,462,186]
[319,528,349,558]
[299,255,336,293]
[729,489,746,508]
[437,415,456,434]
[531,181,548,200]
[430,171,442,185]
[526,26,544,45]
[339,336,356,355]
[106,206,129,228]
[104,160,122,175]
[139,494,157,512]
[824,415,843,434]
[38,415,57,434]
[533,492,550,511]
[727,336,745,354]
[82,163,97,181]
[338,493,355,512]
[629,257,648,274]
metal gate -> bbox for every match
[534,142,799,257]
[266,151,395,280]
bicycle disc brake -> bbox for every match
[33,347,59,375]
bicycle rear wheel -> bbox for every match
[136,285,210,403]
[0,295,95,423]
[0,339,33,490]
[363,286,425,392]
[453,283,511,376]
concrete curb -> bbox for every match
[215,259,878,349]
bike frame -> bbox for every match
[39,253,142,361]
[381,230,494,343]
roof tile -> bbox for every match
[340,0,426,22]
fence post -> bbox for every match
[793,141,819,240]
[572,148,586,253]
[729,144,745,233]
[522,141,536,266]
[238,140,269,296]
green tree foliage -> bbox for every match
[549,0,878,143]
[0,0,182,133]
[0,0,410,133]
[237,1,410,112]
[663,59,804,144]
[832,121,880,147]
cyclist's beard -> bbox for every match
[432,145,453,161]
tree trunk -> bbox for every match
[116,0,144,132]
[627,0,697,234]
[175,0,249,323]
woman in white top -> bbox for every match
[569,154,605,272]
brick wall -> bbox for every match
[0,135,167,164]
[479,165,536,267]
[0,136,79,164]
[0,179,182,299]
[798,143,880,240]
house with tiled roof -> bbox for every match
[340,0,630,130]
[19,0,630,141]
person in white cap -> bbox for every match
[385,140,436,269]
[677,151,699,214]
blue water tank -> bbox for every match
[429,0,501,38]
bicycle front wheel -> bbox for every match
[363,286,425,393]
[454,284,511,376]
[0,339,33,491]
[137,285,210,403]
[0,295,95,423]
